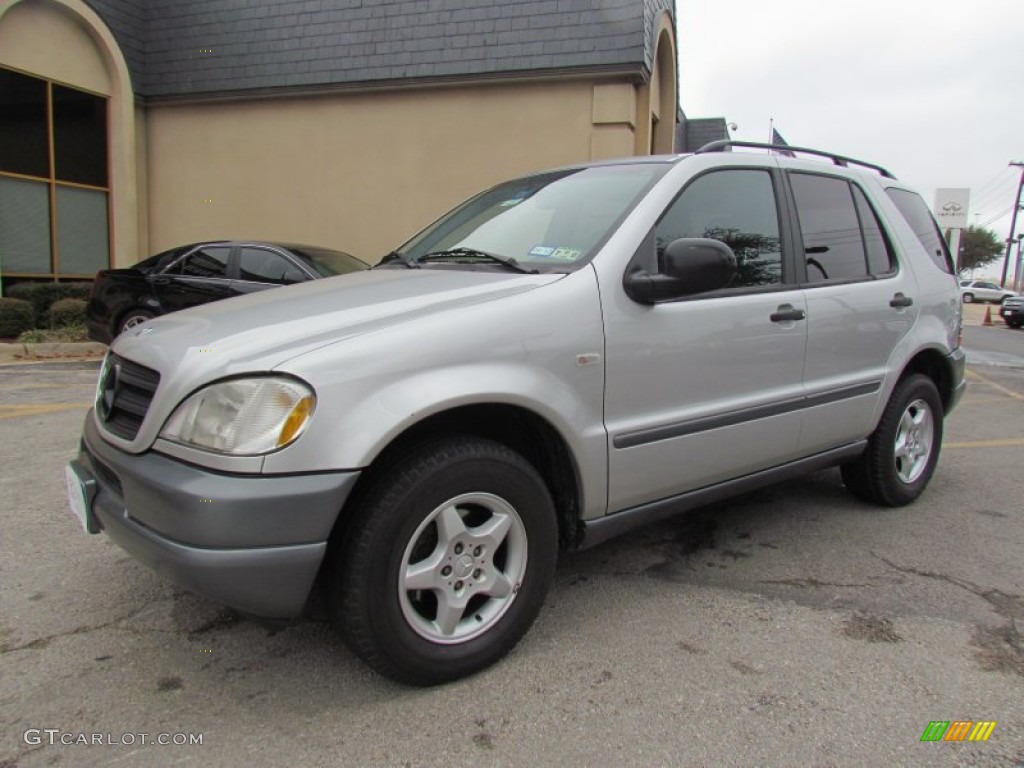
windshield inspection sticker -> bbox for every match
[550,247,581,261]
[529,245,556,257]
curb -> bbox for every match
[0,341,107,363]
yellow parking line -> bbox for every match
[0,403,92,419]
[946,438,1024,449]
[965,369,1024,402]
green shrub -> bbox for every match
[18,324,90,343]
[6,282,93,325]
[0,297,36,338]
[48,298,88,329]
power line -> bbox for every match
[972,167,1016,200]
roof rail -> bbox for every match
[695,140,896,179]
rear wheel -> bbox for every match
[841,374,943,506]
[961,293,974,303]
[326,436,558,685]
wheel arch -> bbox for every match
[333,403,585,551]
[897,347,957,414]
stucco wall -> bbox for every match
[145,79,615,262]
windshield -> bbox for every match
[287,246,368,277]
[395,164,668,271]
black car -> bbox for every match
[1000,295,1024,329]
[86,241,368,343]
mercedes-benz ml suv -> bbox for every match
[67,141,965,685]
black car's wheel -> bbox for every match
[1008,320,1023,329]
[118,309,155,335]
[326,436,558,685]
[841,374,943,507]
[961,293,974,303]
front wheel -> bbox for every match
[841,374,944,507]
[326,437,558,685]
[118,308,155,335]
[961,293,974,303]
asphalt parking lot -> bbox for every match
[1,324,1023,768]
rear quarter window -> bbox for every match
[884,188,954,274]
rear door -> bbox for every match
[785,171,918,454]
[602,165,808,512]
[152,244,234,313]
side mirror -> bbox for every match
[624,237,737,304]
[282,268,307,284]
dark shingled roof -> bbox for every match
[677,117,731,153]
[86,0,674,100]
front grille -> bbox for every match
[97,353,161,440]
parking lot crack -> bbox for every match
[871,552,1023,619]
[0,605,152,654]
[872,552,1024,677]
[758,577,871,589]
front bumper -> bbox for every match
[72,412,360,618]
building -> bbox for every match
[1,0,697,283]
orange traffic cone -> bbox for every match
[983,305,994,326]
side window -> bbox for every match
[852,186,894,275]
[166,247,230,278]
[238,247,301,284]
[790,173,875,283]
[884,187,955,275]
[655,169,783,290]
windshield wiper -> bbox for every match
[375,250,420,269]
[419,247,539,274]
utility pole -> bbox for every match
[1000,161,1024,287]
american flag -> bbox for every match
[771,128,796,157]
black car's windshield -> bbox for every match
[393,164,668,271]
[287,246,368,277]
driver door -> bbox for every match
[601,167,808,512]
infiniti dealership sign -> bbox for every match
[934,188,970,229]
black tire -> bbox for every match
[961,293,974,303]
[326,436,558,685]
[1008,320,1023,330]
[841,374,944,507]
[117,309,155,335]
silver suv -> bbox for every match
[67,141,965,684]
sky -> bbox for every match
[677,0,1024,278]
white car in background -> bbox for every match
[959,279,1017,304]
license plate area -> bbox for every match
[65,463,99,534]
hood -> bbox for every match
[111,267,563,378]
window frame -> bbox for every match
[162,244,234,281]
[631,165,799,301]
[0,65,112,280]
[235,245,313,285]
[783,170,899,288]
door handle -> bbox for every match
[770,304,806,323]
[889,292,914,308]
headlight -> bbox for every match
[160,377,315,455]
